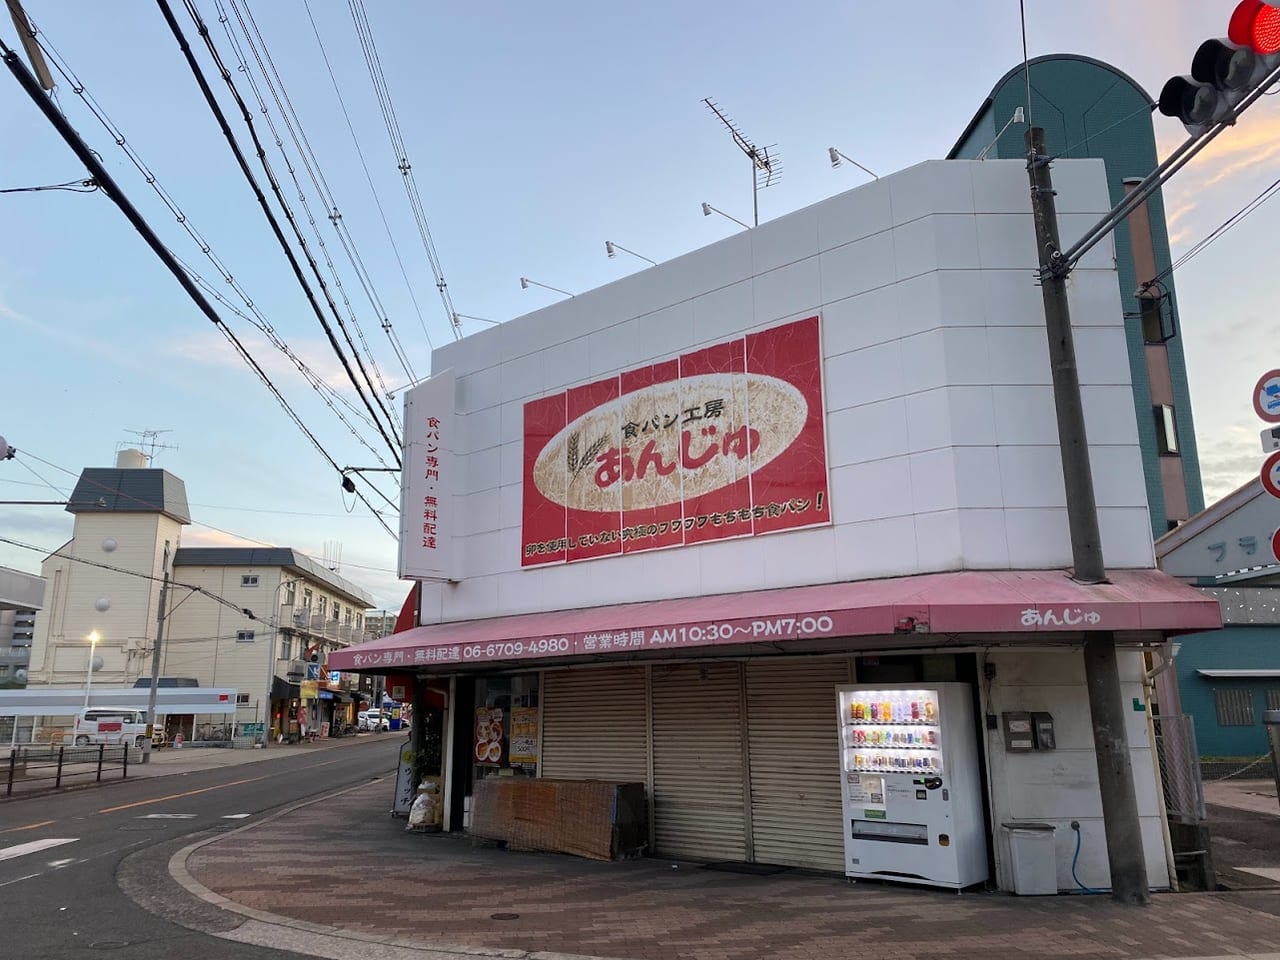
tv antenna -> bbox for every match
[120,429,178,464]
[703,98,781,227]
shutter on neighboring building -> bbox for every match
[540,667,648,782]
[1213,688,1255,726]
[745,658,849,872]
[651,661,748,862]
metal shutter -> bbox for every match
[746,658,849,872]
[541,667,648,782]
[651,662,748,862]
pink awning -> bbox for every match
[330,568,1220,673]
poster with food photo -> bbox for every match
[473,706,505,765]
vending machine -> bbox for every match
[835,682,987,889]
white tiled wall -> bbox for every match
[423,160,1152,623]
[983,649,1170,891]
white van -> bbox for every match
[73,708,152,747]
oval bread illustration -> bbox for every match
[532,372,807,512]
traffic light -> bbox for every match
[1158,0,1280,135]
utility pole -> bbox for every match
[1026,126,1148,905]
[144,542,171,764]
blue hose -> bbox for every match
[1071,823,1103,894]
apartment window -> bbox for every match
[279,637,292,660]
[332,603,341,622]
[1139,293,1176,343]
[355,614,363,632]
[303,589,313,609]
[319,597,327,618]
[1214,688,1255,726]
[236,630,256,643]
[241,574,260,587]
[236,693,250,705]
[283,581,296,604]
[1154,405,1179,455]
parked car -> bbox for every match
[359,709,389,731]
[73,707,154,747]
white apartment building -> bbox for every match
[23,451,376,739]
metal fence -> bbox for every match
[1153,714,1207,824]
[4,743,133,797]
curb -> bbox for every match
[167,778,623,960]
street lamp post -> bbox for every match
[83,630,100,710]
[261,578,302,746]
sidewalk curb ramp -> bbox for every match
[167,777,624,960]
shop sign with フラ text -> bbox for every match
[521,315,830,565]
[398,370,456,581]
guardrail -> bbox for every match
[4,743,132,797]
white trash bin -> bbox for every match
[1002,822,1058,895]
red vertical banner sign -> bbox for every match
[565,376,623,562]
[521,394,568,566]
[747,315,829,534]
[621,359,684,553]
[679,338,752,545]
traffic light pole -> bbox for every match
[1026,126,1149,905]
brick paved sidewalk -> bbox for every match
[188,780,1280,960]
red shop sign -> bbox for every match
[521,315,830,566]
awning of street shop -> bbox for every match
[329,568,1221,674]
[271,677,300,700]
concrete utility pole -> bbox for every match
[144,542,171,763]
[1026,126,1149,905]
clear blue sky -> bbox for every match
[1,1,1273,609]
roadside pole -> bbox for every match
[1026,126,1149,904]
[143,543,170,764]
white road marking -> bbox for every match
[0,838,77,863]
[1239,866,1280,881]
[222,814,251,820]
[0,873,41,888]
[46,858,75,868]
[137,814,197,820]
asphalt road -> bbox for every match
[0,736,402,959]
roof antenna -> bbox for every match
[703,98,781,227]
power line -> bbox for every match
[1144,173,1280,290]
[346,0,460,344]
[155,0,403,464]
[215,0,402,436]
[0,177,97,193]
[1,41,396,537]
[26,25,392,468]
[301,0,426,373]
[228,0,405,422]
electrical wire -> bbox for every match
[346,0,460,345]
[215,0,402,437]
[0,177,97,193]
[0,534,253,620]
[1143,173,1280,291]
[155,0,403,464]
[303,0,423,375]
[27,26,393,469]
[229,0,407,418]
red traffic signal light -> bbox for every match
[1230,0,1280,54]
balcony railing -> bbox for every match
[278,604,363,646]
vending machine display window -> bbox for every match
[836,683,988,889]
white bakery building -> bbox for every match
[330,159,1219,892]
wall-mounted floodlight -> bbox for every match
[519,277,575,298]
[976,106,1026,161]
[827,147,879,179]
[701,202,750,230]
[604,240,656,265]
